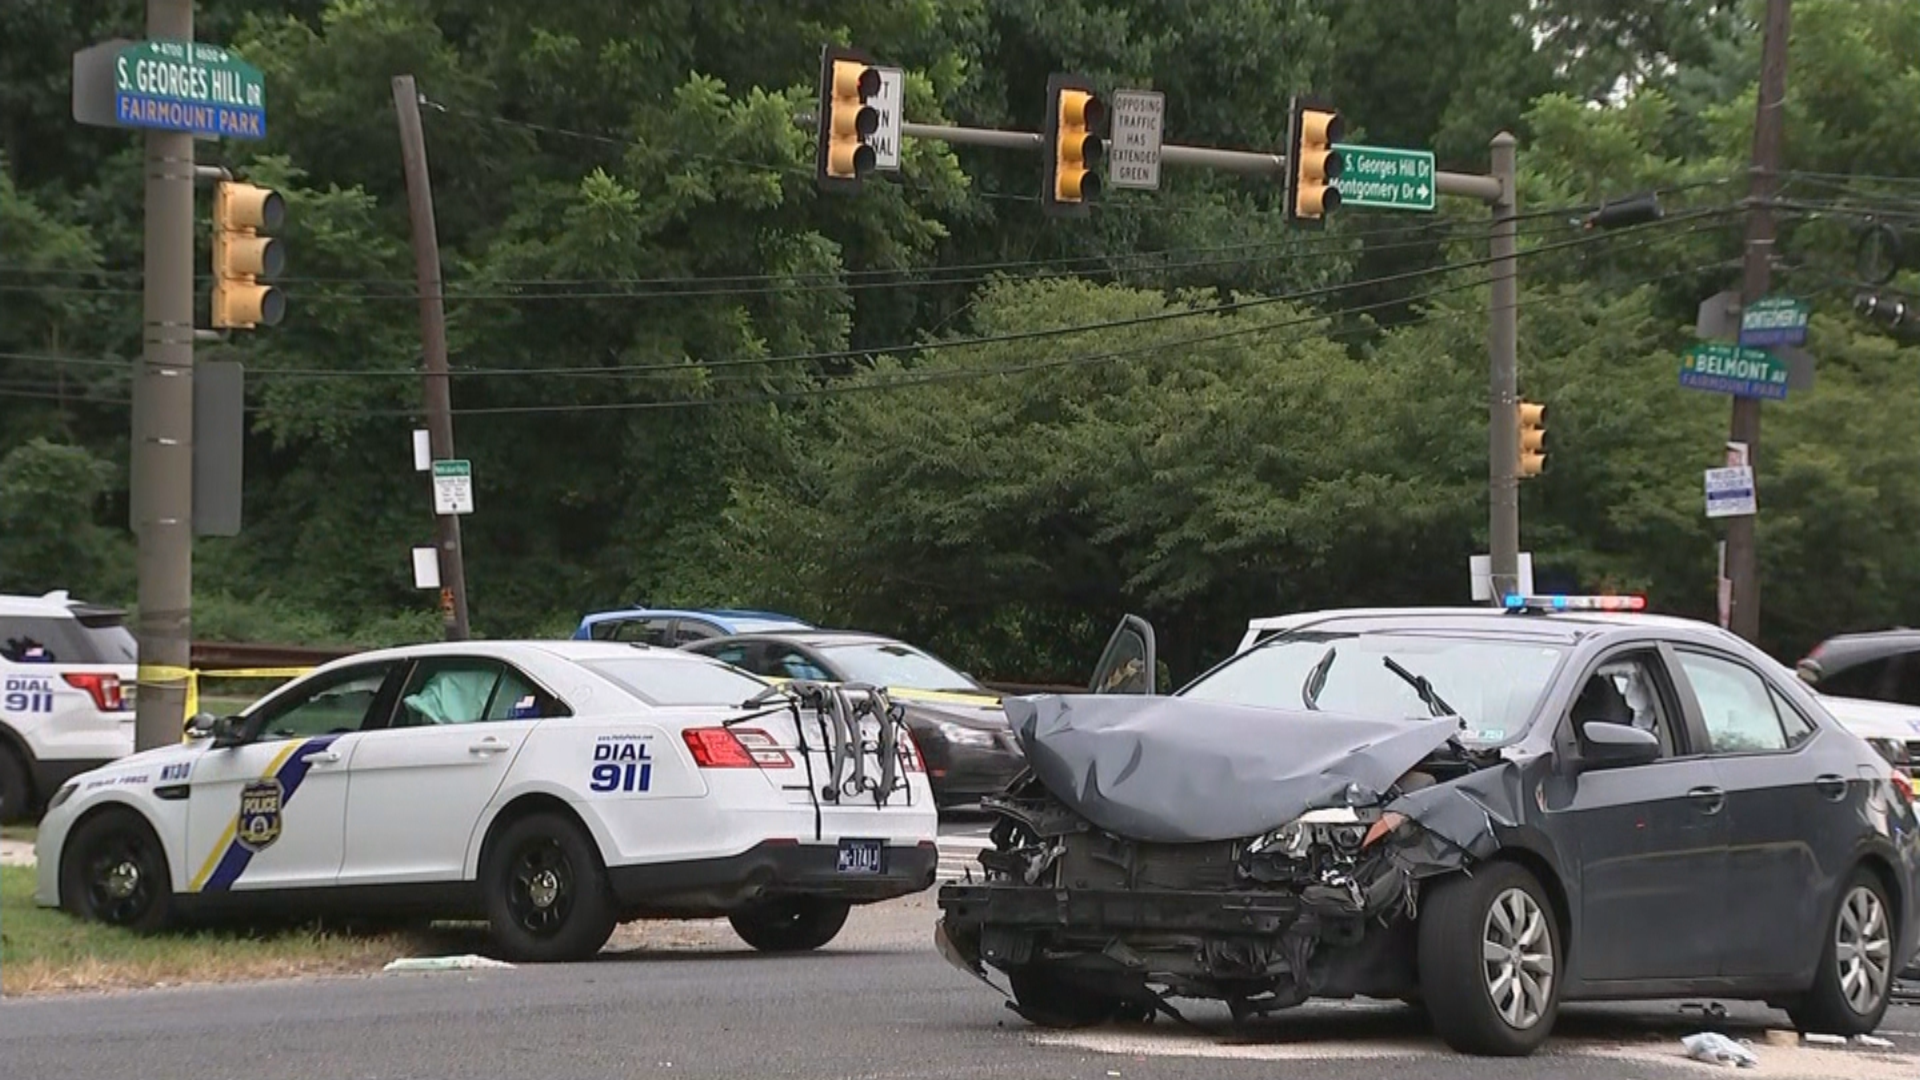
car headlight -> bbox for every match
[48,781,78,811]
[938,721,998,748]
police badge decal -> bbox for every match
[237,778,284,852]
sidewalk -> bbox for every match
[0,836,34,867]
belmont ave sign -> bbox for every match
[73,38,266,140]
[1679,342,1790,401]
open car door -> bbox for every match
[1089,614,1157,695]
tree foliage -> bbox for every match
[1,0,1916,674]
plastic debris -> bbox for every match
[382,954,516,973]
[1852,1034,1894,1049]
[1682,1032,1759,1068]
[1802,1032,1846,1046]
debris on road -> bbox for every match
[1852,1034,1894,1049]
[382,955,516,973]
[1802,1032,1847,1046]
[1682,1031,1760,1067]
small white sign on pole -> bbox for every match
[412,430,432,472]
[1469,552,1535,601]
[1108,89,1166,191]
[432,459,474,515]
[1704,465,1756,518]
[411,546,441,589]
[869,67,904,170]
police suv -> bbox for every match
[0,591,138,822]
[34,640,939,962]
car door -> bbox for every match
[338,656,565,885]
[1090,614,1156,694]
[1547,644,1733,982]
[1668,645,1840,979]
[183,660,406,895]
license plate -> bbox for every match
[836,838,884,875]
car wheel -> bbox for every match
[728,896,851,952]
[59,808,175,933]
[0,742,31,824]
[1789,867,1897,1036]
[1418,861,1561,1056]
[481,811,616,963]
[1007,966,1127,1029]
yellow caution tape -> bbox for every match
[134,664,315,742]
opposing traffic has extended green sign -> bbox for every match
[1679,342,1789,401]
[114,40,265,139]
[1330,144,1435,212]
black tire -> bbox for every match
[728,896,851,952]
[0,741,31,824]
[481,811,616,963]
[1007,966,1127,1029]
[1418,861,1562,1056]
[1788,866,1897,1036]
[59,808,175,933]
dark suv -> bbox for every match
[1798,630,1920,705]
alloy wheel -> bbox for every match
[505,838,575,937]
[83,834,153,925]
[1836,884,1893,1015]
[1481,886,1555,1030]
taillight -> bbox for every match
[896,730,925,773]
[1892,770,1914,805]
[63,672,125,712]
[681,726,792,769]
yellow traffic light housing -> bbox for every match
[1043,74,1104,217]
[210,180,285,329]
[1517,399,1547,478]
[816,45,880,191]
[1286,95,1343,226]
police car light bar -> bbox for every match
[1502,593,1648,613]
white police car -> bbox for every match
[34,640,939,962]
[0,591,138,822]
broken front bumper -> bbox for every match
[938,881,1301,937]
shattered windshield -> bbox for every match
[1178,631,1567,744]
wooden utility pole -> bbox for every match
[391,74,471,640]
[1725,0,1792,643]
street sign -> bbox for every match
[81,40,267,139]
[432,459,473,515]
[1705,465,1757,518]
[869,66,903,170]
[1108,89,1166,191]
[1738,294,1810,347]
[1330,144,1435,212]
[1679,342,1789,401]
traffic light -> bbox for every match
[816,45,880,192]
[1042,74,1104,217]
[1517,399,1547,478]
[210,180,285,330]
[1285,95,1342,226]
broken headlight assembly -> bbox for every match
[1245,806,1409,861]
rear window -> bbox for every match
[582,656,770,707]
[0,613,135,664]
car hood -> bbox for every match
[1004,694,1461,844]
[897,696,1010,731]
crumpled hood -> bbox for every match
[1005,694,1460,844]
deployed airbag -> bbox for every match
[1005,694,1461,843]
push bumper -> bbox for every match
[609,839,938,916]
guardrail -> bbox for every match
[188,640,1083,696]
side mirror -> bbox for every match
[1576,721,1660,770]
[184,712,219,739]
[209,715,247,749]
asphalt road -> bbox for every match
[7,819,1920,1080]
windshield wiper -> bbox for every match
[1381,655,1461,721]
[1301,645,1337,710]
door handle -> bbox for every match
[1687,786,1725,814]
[1815,774,1849,801]
[303,749,342,765]
[469,738,508,756]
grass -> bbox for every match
[0,825,33,843]
[0,865,452,997]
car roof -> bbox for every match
[0,590,120,620]
[687,629,903,648]
[1239,605,1740,648]
[576,607,812,626]
[1803,629,1920,669]
[317,639,752,668]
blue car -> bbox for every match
[572,606,813,647]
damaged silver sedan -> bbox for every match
[935,599,1920,1056]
